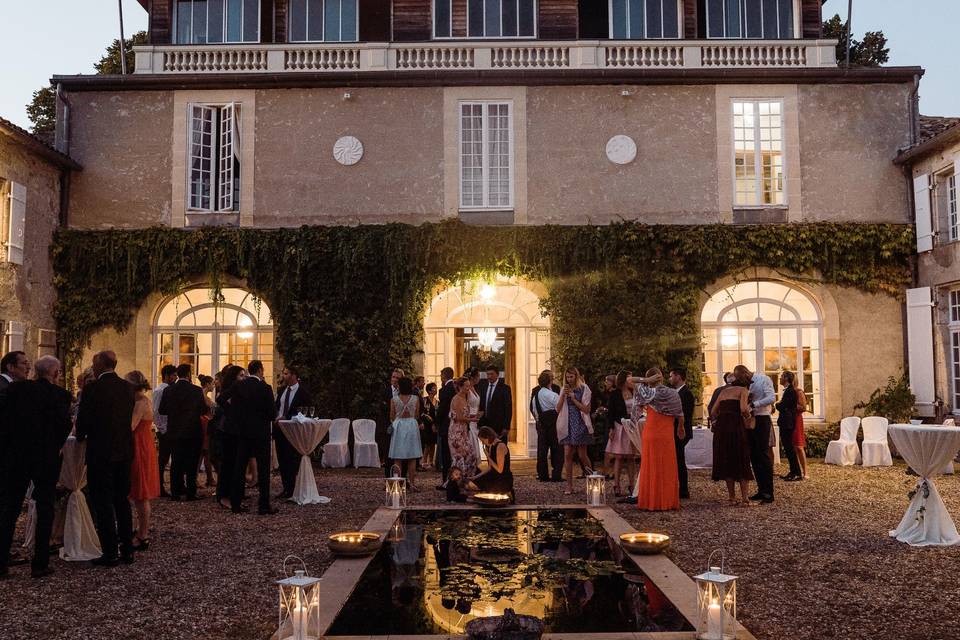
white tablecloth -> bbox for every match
[888,424,960,546]
[685,428,713,469]
[278,418,331,505]
[23,437,102,561]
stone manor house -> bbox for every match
[1,0,945,456]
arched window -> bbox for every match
[701,280,824,418]
[153,287,274,384]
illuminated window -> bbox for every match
[733,100,785,206]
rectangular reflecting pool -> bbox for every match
[326,509,693,636]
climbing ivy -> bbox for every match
[51,221,913,415]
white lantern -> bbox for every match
[585,471,606,506]
[277,557,321,640]
[385,465,406,510]
[694,551,737,640]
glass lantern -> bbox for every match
[277,557,321,640]
[586,471,606,506]
[694,551,737,640]
[385,465,407,510]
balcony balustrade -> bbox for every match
[134,39,837,74]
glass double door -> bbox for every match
[155,329,274,383]
[454,327,517,444]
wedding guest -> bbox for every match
[466,368,482,458]
[735,365,776,503]
[477,366,512,443]
[76,350,136,566]
[125,371,159,552]
[274,366,312,500]
[605,371,636,497]
[435,367,456,486]
[448,376,479,480]
[668,368,695,499]
[776,371,804,482]
[556,368,593,495]
[389,377,423,490]
[215,365,245,510]
[468,426,514,502]
[72,367,96,424]
[531,370,562,482]
[633,369,684,511]
[198,374,216,489]
[445,467,467,503]
[709,368,754,505]
[707,372,736,416]
[153,364,177,498]
[0,356,72,578]
[230,361,277,515]
[207,371,226,485]
[380,368,404,475]
[0,351,30,451]
[792,374,809,479]
[591,374,616,475]
[158,364,207,501]
[420,382,438,470]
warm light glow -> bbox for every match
[720,327,738,347]
[237,315,254,339]
[475,492,510,500]
[479,283,496,300]
[477,328,498,348]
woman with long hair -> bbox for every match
[215,364,246,510]
[197,374,216,488]
[556,367,594,495]
[448,376,479,481]
[605,370,637,496]
[389,376,424,490]
[420,382,438,470]
[468,426,514,502]
[791,372,809,479]
[776,371,803,481]
[709,367,755,505]
[125,370,160,551]
[633,368,684,511]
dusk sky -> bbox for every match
[0,0,957,130]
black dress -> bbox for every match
[711,399,754,482]
[473,443,514,497]
[420,396,438,446]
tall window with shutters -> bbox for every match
[459,101,513,210]
[951,289,960,415]
[2,179,26,265]
[188,103,241,213]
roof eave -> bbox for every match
[895,124,960,165]
[0,125,82,172]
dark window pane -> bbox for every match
[762,0,778,38]
[435,0,451,37]
[226,0,242,41]
[662,0,679,37]
[243,0,259,41]
[503,0,517,37]
[468,0,484,36]
[193,0,208,43]
[289,0,306,41]
[611,0,627,38]
[485,0,500,36]
[324,0,340,40]
[646,0,662,38]
[706,0,724,37]
[725,0,741,37]
[176,0,192,43]
[518,0,534,35]
[208,0,224,42]
[307,0,323,40]
[629,0,644,38]
[745,0,762,38]
[341,0,357,40]
[778,0,793,38]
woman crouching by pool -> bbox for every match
[468,427,515,503]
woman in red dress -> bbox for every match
[791,373,809,479]
[126,371,160,551]
[632,369,684,511]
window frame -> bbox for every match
[287,0,360,43]
[608,0,682,40]
[173,0,262,44]
[731,98,787,208]
[950,288,960,415]
[458,100,515,212]
[433,0,539,40]
[705,0,799,40]
[187,102,242,214]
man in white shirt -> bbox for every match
[530,370,562,482]
[737,365,776,504]
[153,365,178,498]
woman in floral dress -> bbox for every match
[448,376,479,481]
[556,367,594,495]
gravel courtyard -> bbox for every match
[2,459,958,640]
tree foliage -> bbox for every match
[823,14,890,67]
[26,30,148,135]
[51,222,914,416]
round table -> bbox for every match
[277,418,331,505]
[888,424,960,546]
[685,427,713,469]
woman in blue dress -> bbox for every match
[388,376,423,490]
[556,367,594,495]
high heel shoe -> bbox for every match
[132,536,150,552]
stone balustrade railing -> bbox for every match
[134,39,837,74]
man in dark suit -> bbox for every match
[379,368,403,477]
[477,366,512,443]
[0,351,31,457]
[0,356,72,578]
[274,365,312,500]
[158,363,207,501]
[669,368,695,500]
[153,364,178,497]
[76,350,136,566]
[435,367,456,487]
[230,360,277,515]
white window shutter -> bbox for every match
[6,182,26,265]
[5,320,25,352]
[906,287,936,416]
[913,174,933,252]
[217,103,237,212]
